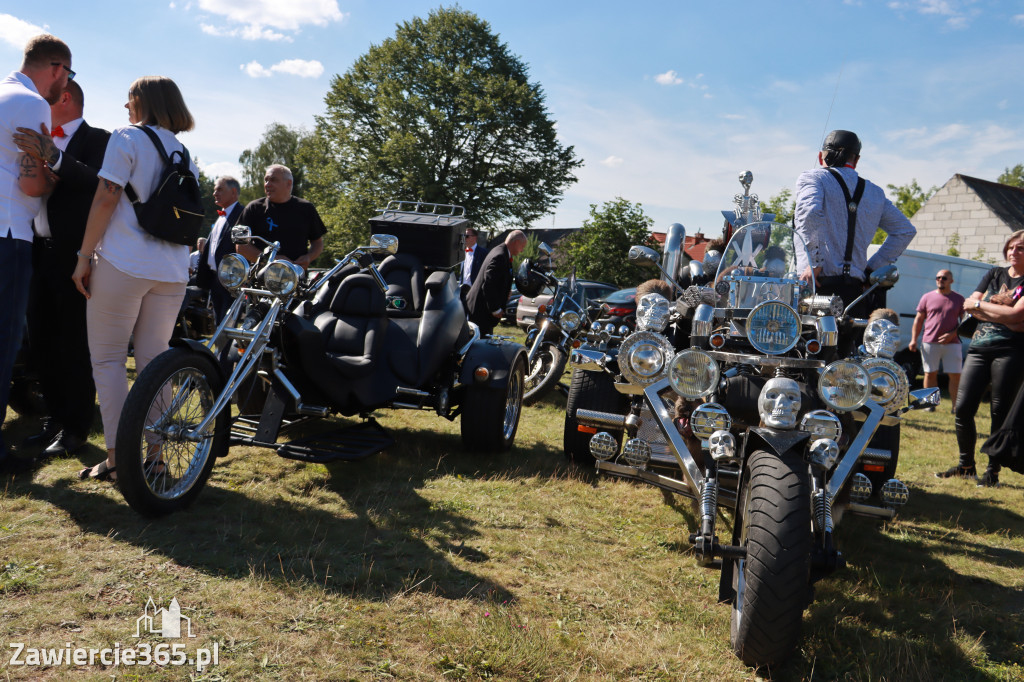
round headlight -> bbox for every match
[668,349,721,399]
[589,432,619,461]
[264,260,302,296]
[622,438,652,468]
[560,310,581,332]
[818,360,870,412]
[746,300,801,355]
[619,331,674,386]
[800,409,843,441]
[690,402,731,439]
[863,318,899,358]
[217,253,250,291]
[861,357,909,412]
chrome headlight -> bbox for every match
[863,318,899,358]
[589,432,618,461]
[800,409,843,441]
[746,300,801,355]
[818,360,870,412]
[861,357,909,413]
[264,260,303,297]
[559,310,582,333]
[668,349,720,399]
[619,331,674,386]
[690,402,731,439]
[217,253,250,291]
[622,438,652,468]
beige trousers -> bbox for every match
[86,257,185,449]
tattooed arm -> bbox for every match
[73,177,123,298]
[16,151,55,197]
[13,124,60,166]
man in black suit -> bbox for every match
[466,230,527,336]
[23,80,109,457]
[196,175,242,323]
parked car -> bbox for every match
[504,284,522,325]
[516,279,617,329]
[594,287,637,329]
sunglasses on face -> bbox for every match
[936,276,949,281]
[51,62,75,80]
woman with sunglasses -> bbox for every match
[936,229,1024,486]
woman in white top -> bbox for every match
[74,76,196,481]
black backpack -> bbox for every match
[124,125,204,246]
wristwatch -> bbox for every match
[975,300,981,309]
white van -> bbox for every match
[867,245,993,377]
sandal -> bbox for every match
[78,461,116,481]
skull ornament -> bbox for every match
[758,377,802,429]
[808,438,840,470]
[708,429,736,462]
[636,293,671,333]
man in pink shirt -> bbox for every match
[909,269,965,412]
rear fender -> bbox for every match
[460,340,526,390]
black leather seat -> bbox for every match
[378,253,426,318]
[313,273,387,379]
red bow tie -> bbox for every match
[217,209,226,216]
[465,247,473,252]
[51,126,65,138]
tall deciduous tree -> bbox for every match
[238,123,310,204]
[302,6,582,257]
[760,188,794,226]
[997,164,1024,188]
[557,199,657,287]
[886,179,936,218]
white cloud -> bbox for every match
[241,59,324,79]
[242,61,273,78]
[600,156,624,168]
[887,0,978,29]
[270,59,324,78]
[655,70,684,86]
[198,0,346,33]
[0,13,46,49]
[201,23,291,42]
[1014,14,1024,25]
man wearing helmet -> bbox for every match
[793,130,916,318]
[466,229,527,336]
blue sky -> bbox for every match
[2,1,1023,236]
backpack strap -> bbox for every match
[123,125,189,204]
[825,167,866,277]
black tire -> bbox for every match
[115,349,228,517]
[563,368,629,464]
[523,343,567,405]
[731,449,812,668]
[461,354,525,453]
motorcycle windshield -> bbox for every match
[715,221,812,296]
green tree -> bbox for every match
[238,123,310,204]
[303,6,582,259]
[557,199,657,287]
[997,163,1024,188]
[760,188,794,225]
[886,179,936,218]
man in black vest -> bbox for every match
[196,175,242,323]
[466,230,527,336]
[23,80,109,457]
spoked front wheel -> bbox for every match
[523,343,567,405]
[115,349,228,517]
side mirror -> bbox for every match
[869,264,899,289]
[628,245,661,267]
[231,225,253,243]
[904,387,940,413]
[369,233,399,255]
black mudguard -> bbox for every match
[169,338,228,386]
[459,340,526,390]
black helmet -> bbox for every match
[821,130,861,167]
[515,259,546,298]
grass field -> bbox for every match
[1,334,1023,681]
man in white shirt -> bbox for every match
[196,176,242,323]
[0,34,73,471]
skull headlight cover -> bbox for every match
[636,293,671,333]
[818,360,870,412]
[746,300,801,355]
[863,318,899,358]
[619,331,675,386]
[758,376,802,429]
[668,349,720,399]
[707,429,737,462]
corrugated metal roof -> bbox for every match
[958,174,1024,232]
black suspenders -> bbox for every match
[825,168,866,278]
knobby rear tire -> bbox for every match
[730,448,812,668]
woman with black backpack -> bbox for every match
[71,76,197,482]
